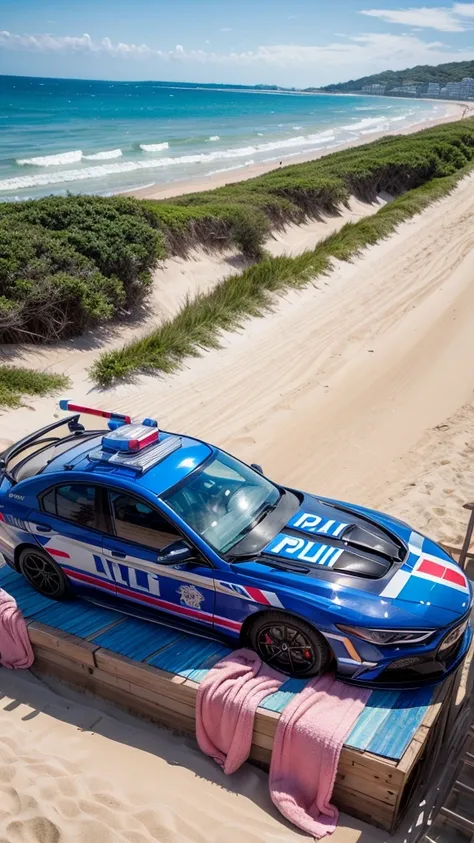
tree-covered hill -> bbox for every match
[317,60,474,93]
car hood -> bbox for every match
[259,494,472,620]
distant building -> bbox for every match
[427,82,440,96]
[361,83,387,94]
[387,84,419,96]
[460,77,474,99]
[443,81,463,98]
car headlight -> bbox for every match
[336,624,436,646]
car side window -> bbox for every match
[109,491,179,550]
[41,484,96,528]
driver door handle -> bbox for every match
[110,550,127,559]
[34,523,51,533]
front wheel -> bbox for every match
[248,611,332,677]
[18,547,71,600]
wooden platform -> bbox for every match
[0,563,469,833]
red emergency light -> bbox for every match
[59,400,131,425]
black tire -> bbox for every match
[18,547,71,600]
[248,611,332,677]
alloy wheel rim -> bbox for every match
[257,622,318,675]
[22,553,62,597]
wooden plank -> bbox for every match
[332,787,394,831]
[95,648,187,692]
[28,620,99,668]
[365,686,433,760]
[147,638,231,678]
[91,617,186,662]
[334,771,398,806]
[33,658,197,734]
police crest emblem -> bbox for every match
[177,584,205,609]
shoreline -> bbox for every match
[128,101,472,201]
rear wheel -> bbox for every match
[248,611,331,677]
[18,547,71,600]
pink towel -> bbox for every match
[0,587,34,669]
[270,674,371,838]
[196,648,284,774]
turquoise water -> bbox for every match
[0,75,448,200]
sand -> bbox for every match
[1,137,474,841]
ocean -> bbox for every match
[0,75,449,201]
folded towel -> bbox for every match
[196,648,284,774]
[0,587,34,669]
[269,674,371,838]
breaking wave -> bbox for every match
[208,135,220,141]
[2,131,340,191]
[17,148,123,166]
[83,149,123,160]
[16,150,83,167]
[139,142,169,152]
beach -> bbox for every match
[129,100,470,200]
[1,74,469,201]
[1,116,474,841]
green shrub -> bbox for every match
[0,365,69,409]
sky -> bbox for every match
[1,0,474,87]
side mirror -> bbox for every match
[156,539,197,565]
[251,463,263,475]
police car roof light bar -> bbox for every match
[59,400,131,425]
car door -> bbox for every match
[33,482,107,595]
[100,488,216,627]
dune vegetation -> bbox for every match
[1,118,473,351]
[1,119,474,400]
[0,366,69,409]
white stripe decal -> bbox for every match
[380,569,411,599]
[409,531,424,552]
[261,590,284,608]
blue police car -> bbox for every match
[0,401,471,688]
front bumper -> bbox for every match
[335,618,472,690]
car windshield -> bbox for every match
[164,451,280,554]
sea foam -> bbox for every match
[139,142,169,152]
[16,150,83,167]
[83,149,123,160]
[2,132,339,192]
[17,148,123,166]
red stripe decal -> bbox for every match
[244,586,272,605]
[443,567,467,588]
[63,567,115,592]
[62,567,242,630]
[48,548,71,559]
[418,559,445,579]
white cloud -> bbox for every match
[220,28,232,32]
[0,28,473,84]
[453,1,474,14]
[361,4,474,32]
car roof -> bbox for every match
[39,431,212,497]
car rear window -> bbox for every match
[41,484,96,529]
